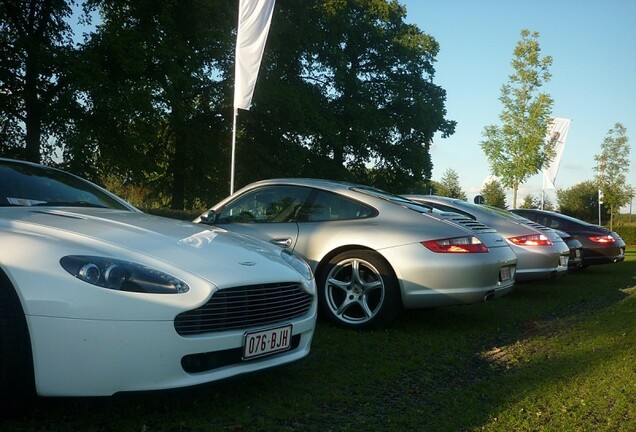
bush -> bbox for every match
[615,224,636,245]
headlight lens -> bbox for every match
[60,256,189,294]
[280,249,314,281]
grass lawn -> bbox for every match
[3,249,635,432]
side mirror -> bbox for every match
[198,209,217,224]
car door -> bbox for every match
[214,185,312,252]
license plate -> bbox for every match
[243,325,292,360]
[575,249,581,258]
[500,266,512,282]
[560,255,569,267]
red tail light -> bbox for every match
[588,235,615,244]
[422,236,488,253]
[508,234,552,246]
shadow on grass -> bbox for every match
[2,252,634,432]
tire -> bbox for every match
[0,271,35,404]
[317,250,401,329]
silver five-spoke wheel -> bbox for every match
[318,250,400,329]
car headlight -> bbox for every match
[60,256,190,294]
[280,249,314,281]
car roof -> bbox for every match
[239,178,365,191]
[512,208,596,226]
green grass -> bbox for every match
[3,250,635,432]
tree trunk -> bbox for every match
[170,105,187,210]
[24,45,41,162]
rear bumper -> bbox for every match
[381,244,517,309]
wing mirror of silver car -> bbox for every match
[198,209,217,224]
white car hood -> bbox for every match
[1,207,299,288]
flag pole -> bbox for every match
[231,0,276,196]
[230,108,238,195]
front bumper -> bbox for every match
[28,308,316,396]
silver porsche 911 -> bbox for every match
[404,195,571,281]
[196,179,518,329]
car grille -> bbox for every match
[523,221,555,233]
[443,214,497,233]
[174,282,313,335]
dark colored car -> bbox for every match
[510,209,626,267]
[554,229,584,270]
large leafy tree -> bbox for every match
[3,0,456,210]
[436,168,466,199]
[70,0,235,209]
[556,180,609,223]
[297,0,455,192]
[0,0,75,162]
[481,29,555,208]
[594,123,631,230]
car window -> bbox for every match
[300,190,375,222]
[545,217,568,230]
[216,186,311,223]
[516,211,536,221]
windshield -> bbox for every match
[0,160,132,210]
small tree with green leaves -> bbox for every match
[594,123,632,230]
[520,194,539,209]
[481,29,555,208]
[436,168,466,199]
[542,195,555,211]
[480,180,507,208]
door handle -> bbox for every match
[271,238,293,248]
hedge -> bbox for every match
[615,224,636,246]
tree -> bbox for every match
[435,168,466,199]
[542,195,555,211]
[594,123,631,230]
[519,193,554,210]
[480,179,507,208]
[294,0,456,192]
[480,29,555,209]
[556,180,609,223]
[519,194,539,209]
[72,0,235,209]
[0,0,75,162]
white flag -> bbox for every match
[542,117,571,189]
[233,0,276,110]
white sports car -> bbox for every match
[0,158,316,398]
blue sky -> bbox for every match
[400,0,636,209]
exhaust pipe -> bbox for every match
[483,291,495,302]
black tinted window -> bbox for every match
[217,186,311,223]
[301,190,375,222]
